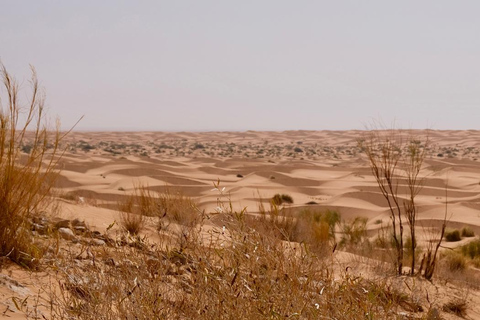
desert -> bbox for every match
[2,2,480,318]
[2,128,480,319]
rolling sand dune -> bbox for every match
[4,129,480,319]
[50,130,480,234]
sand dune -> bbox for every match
[5,130,480,319]
[51,130,480,236]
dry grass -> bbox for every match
[444,251,467,272]
[461,227,475,237]
[118,184,201,235]
[157,187,200,227]
[443,298,468,317]
[0,64,75,268]
[120,205,145,235]
[247,200,341,255]
[46,201,432,320]
[117,184,155,234]
[3,180,476,319]
[461,239,480,259]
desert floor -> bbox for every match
[57,130,480,232]
[2,130,480,319]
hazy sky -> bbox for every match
[1,1,479,131]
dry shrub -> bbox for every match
[461,239,480,259]
[247,199,298,242]
[404,236,422,272]
[461,227,475,237]
[118,184,200,235]
[48,200,424,320]
[271,193,293,205]
[118,204,145,235]
[340,217,368,248]
[294,209,340,247]
[247,203,340,255]
[118,185,148,234]
[443,299,468,317]
[443,251,467,272]
[444,229,461,242]
[0,64,72,268]
[135,185,160,216]
[157,187,199,227]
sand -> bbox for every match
[2,129,480,318]
[53,130,480,226]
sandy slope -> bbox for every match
[53,130,480,227]
[3,130,480,318]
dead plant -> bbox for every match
[0,63,78,268]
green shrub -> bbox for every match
[444,229,461,242]
[272,193,294,205]
[461,239,480,259]
[340,217,368,247]
[461,227,475,237]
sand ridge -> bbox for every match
[3,130,480,319]
[49,130,480,229]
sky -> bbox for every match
[1,1,479,131]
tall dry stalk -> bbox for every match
[360,125,429,275]
[420,181,448,280]
[403,136,429,275]
[360,127,405,275]
[0,63,75,267]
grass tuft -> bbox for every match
[0,64,73,268]
[443,299,467,317]
[461,227,475,237]
[444,252,467,272]
[444,229,461,242]
[272,193,294,205]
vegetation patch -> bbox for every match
[444,229,462,242]
[0,64,72,268]
[461,227,475,237]
[461,239,480,259]
[272,193,294,205]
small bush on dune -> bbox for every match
[461,239,480,259]
[443,299,468,317]
[444,252,467,272]
[340,217,368,248]
[118,184,159,234]
[118,184,200,234]
[0,64,71,268]
[293,209,340,251]
[251,200,298,242]
[118,194,146,235]
[272,193,293,205]
[444,229,461,242]
[461,227,475,237]
[157,188,199,227]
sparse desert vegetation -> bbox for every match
[3,66,480,318]
[0,64,67,268]
[271,193,294,205]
